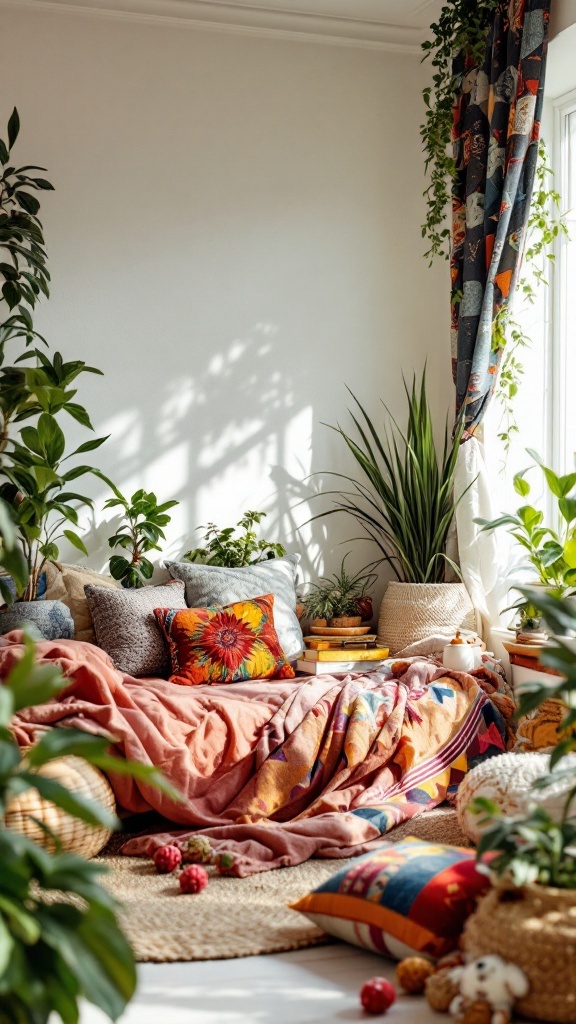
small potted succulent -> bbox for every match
[302,556,377,628]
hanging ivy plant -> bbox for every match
[421,4,569,456]
[420,0,496,264]
[493,142,569,455]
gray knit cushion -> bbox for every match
[84,579,187,678]
[165,556,304,661]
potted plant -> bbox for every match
[462,588,576,1023]
[0,110,111,637]
[475,451,576,635]
[183,510,286,567]
[106,487,179,588]
[302,556,377,628]
[313,371,474,653]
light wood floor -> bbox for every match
[79,944,461,1023]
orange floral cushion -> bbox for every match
[154,594,295,685]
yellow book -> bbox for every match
[302,647,389,662]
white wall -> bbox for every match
[0,5,449,595]
[550,0,576,37]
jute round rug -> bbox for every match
[97,807,466,962]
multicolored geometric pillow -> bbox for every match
[291,838,489,961]
[154,594,296,685]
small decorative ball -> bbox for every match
[424,968,459,1012]
[153,844,182,874]
[185,835,213,864]
[460,1000,493,1024]
[215,851,240,877]
[396,956,434,994]
[179,864,209,894]
[360,977,396,1015]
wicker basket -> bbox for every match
[463,883,576,1023]
[377,581,475,655]
[5,755,116,859]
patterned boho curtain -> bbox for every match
[451,0,552,433]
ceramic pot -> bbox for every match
[377,582,475,656]
[0,599,74,640]
[309,618,328,629]
[355,596,373,622]
[328,616,362,629]
[463,882,576,1023]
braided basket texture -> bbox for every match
[377,582,475,655]
[463,884,576,1023]
[5,754,115,859]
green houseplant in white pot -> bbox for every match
[313,371,474,654]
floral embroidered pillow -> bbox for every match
[154,594,295,685]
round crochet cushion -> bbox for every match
[456,752,576,842]
[5,754,116,859]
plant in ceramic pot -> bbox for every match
[184,510,286,567]
[312,371,473,653]
[463,588,576,1024]
[475,451,576,635]
[0,110,111,637]
[302,556,377,628]
[106,486,179,587]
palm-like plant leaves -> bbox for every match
[312,371,467,583]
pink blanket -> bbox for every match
[4,634,513,875]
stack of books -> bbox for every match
[296,635,390,675]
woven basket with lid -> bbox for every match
[5,754,116,860]
[377,581,475,655]
[462,883,576,1023]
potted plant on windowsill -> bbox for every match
[475,450,576,641]
[311,371,474,654]
[302,555,377,629]
[463,588,576,1023]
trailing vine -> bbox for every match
[421,4,568,456]
[420,0,496,264]
[493,142,569,455]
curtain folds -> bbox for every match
[451,0,551,433]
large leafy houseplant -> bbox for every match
[0,631,177,1023]
[184,510,286,568]
[0,110,110,605]
[106,487,178,588]
[314,371,466,584]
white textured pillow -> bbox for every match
[165,556,304,661]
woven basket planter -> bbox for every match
[377,581,475,655]
[5,754,116,859]
[463,883,576,1023]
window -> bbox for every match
[552,91,576,476]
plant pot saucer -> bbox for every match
[310,625,372,636]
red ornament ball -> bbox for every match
[179,864,209,894]
[360,977,396,1015]
[153,844,182,874]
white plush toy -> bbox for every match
[449,955,529,1024]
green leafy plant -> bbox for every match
[475,450,576,624]
[420,0,496,263]
[0,411,108,600]
[106,487,178,588]
[0,496,27,606]
[0,110,112,601]
[473,587,576,889]
[492,143,569,455]
[302,555,377,621]
[313,371,468,584]
[0,632,179,1022]
[184,511,286,568]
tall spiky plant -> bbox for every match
[313,371,468,584]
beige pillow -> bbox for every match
[44,562,120,644]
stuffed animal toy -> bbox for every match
[449,955,529,1024]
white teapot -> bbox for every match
[442,631,483,672]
